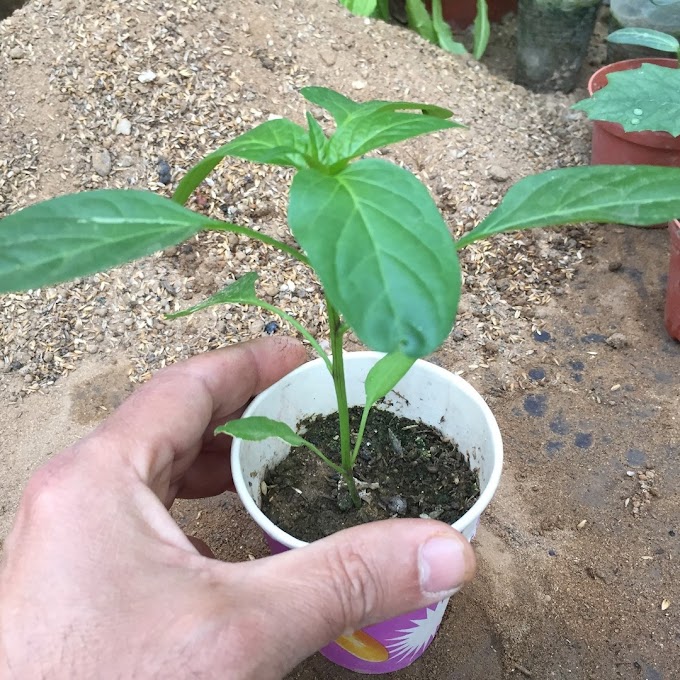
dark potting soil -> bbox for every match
[261,406,480,543]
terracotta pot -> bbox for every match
[426,0,517,29]
[666,220,680,341]
[588,58,680,166]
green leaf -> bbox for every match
[457,165,680,248]
[431,0,468,55]
[338,0,378,16]
[607,27,679,55]
[299,87,360,125]
[406,0,437,43]
[0,190,211,293]
[327,101,461,164]
[216,416,306,446]
[364,352,415,406]
[166,272,260,319]
[473,0,490,60]
[572,63,680,135]
[173,119,310,205]
[288,158,461,358]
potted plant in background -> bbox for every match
[573,27,680,166]
[2,87,680,673]
[339,0,492,60]
[573,27,680,340]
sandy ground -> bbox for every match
[1,1,678,678]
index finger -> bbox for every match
[93,336,308,497]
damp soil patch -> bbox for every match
[261,406,480,543]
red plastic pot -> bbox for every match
[666,220,680,341]
[426,0,517,29]
[588,58,680,166]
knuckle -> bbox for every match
[21,452,77,518]
[326,542,385,627]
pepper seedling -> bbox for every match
[2,86,680,508]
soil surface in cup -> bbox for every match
[261,406,480,542]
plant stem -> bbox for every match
[326,297,361,508]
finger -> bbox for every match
[221,519,476,675]
[94,337,307,496]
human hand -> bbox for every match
[0,336,475,679]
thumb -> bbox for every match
[232,518,475,674]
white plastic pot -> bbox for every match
[231,351,503,673]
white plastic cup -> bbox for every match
[231,352,503,673]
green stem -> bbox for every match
[206,220,309,266]
[326,297,360,508]
[301,439,348,479]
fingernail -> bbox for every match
[418,535,469,597]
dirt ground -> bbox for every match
[1,1,678,678]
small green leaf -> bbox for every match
[327,101,461,164]
[457,165,680,248]
[573,63,680,135]
[289,158,461,358]
[406,0,437,43]
[431,0,468,55]
[0,190,211,293]
[373,0,391,20]
[607,27,679,55]
[216,416,306,446]
[338,0,378,16]
[364,352,415,406]
[173,119,310,204]
[299,87,360,125]
[473,0,490,59]
[166,273,260,319]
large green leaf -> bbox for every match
[457,165,680,248]
[288,158,461,358]
[431,0,467,55]
[0,190,213,293]
[572,63,680,135]
[300,87,360,125]
[173,119,310,204]
[327,101,461,164]
[607,27,679,56]
[473,0,490,59]
[166,272,260,319]
[406,0,436,44]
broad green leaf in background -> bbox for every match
[216,416,307,446]
[473,0,490,59]
[288,158,461,358]
[572,64,680,135]
[327,101,461,164]
[405,0,437,44]
[457,165,680,248]
[607,27,680,56]
[166,272,261,318]
[338,0,378,16]
[173,119,310,204]
[0,190,213,293]
[431,0,468,55]
[300,87,360,125]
